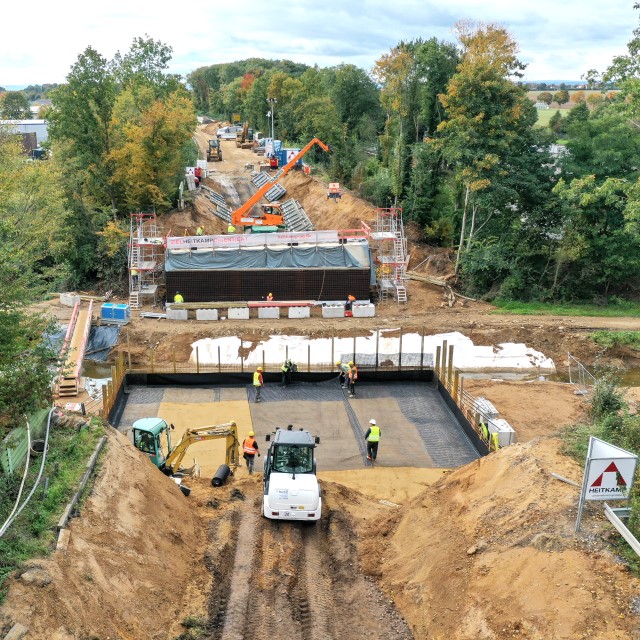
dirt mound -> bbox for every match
[0,428,211,640]
[361,439,640,639]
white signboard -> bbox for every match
[584,439,637,501]
[576,437,638,531]
[167,230,340,250]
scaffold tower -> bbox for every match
[369,207,408,303]
[128,211,165,309]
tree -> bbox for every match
[434,21,538,272]
[0,91,31,119]
[553,89,570,106]
[565,101,590,128]
[586,93,605,109]
[537,92,553,105]
[549,110,564,134]
[571,90,586,104]
[0,129,71,422]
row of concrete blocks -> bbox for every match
[165,303,376,321]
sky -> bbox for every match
[1,0,637,87]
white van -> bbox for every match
[216,125,243,140]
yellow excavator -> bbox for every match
[132,418,240,492]
[235,122,254,149]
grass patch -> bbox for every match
[491,300,640,317]
[534,108,567,128]
[591,331,640,350]
[0,416,105,603]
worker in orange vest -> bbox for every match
[242,430,260,474]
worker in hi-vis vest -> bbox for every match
[364,419,381,461]
[174,291,184,303]
[242,430,260,474]
[253,366,264,403]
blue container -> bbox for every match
[101,303,115,319]
[114,304,130,320]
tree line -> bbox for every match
[2,19,640,425]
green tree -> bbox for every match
[565,101,589,128]
[0,91,31,119]
[0,130,70,422]
[537,91,553,105]
[553,89,570,106]
[549,109,564,134]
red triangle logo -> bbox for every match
[591,461,627,487]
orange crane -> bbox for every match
[231,137,330,230]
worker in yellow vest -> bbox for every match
[174,291,184,304]
[131,268,139,289]
[479,421,489,443]
[253,366,264,403]
[227,223,236,234]
[364,419,381,462]
[196,226,204,236]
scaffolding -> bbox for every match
[368,207,408,303]
[128,211,165,309]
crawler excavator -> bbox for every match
[230,137,330,231]
[235,122,254,149]
[132,418,240,494]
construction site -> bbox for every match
[3,122,640,640]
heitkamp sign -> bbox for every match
[576,437,638,531]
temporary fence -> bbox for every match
[568,352,597,396]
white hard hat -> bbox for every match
[369,419,376,425]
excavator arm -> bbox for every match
[164,421,240,475]
[231,137,330,227]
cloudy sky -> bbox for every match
[2,0,637,87]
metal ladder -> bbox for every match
[129,290,140,309]
[395,285,407,304]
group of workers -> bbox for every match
[336,360,358,397]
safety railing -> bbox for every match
[568,352,596,396]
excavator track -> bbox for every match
[204,485,413,640]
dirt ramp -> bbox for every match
[369,439,640,639]
[0,428,211,640]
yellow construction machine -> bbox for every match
[132,418,240,492]
[207,139,222,162]
[235,122,254,149]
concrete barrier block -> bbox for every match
[228,307,250,320]
[353,303,376,318]
[196,309,219,321]
[258,306,280,319]
[322,305,345,318]
[60,292,81,307]
[166,308,188,321]
[288,306,310,319]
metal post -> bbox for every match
[352,333,356,364]
[150,349,154,373]
[420,323,425,370]
[435,346,441,383]
[262,351,266,372]
[286,345,289,361]
[218,346,221,373]
[575,438,594,532]
[398,327,403,371]
[307,342,311,373]
[453,370,460,405]
[448,344,455,388]
[331,336,334,370]
[375,330,379,371]
[196,347,200,374]
[172,346,176,374]
[440,340,448,376]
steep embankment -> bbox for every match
[0,428,211,640]
[355,438,640,639]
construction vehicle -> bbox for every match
[235,122,254,149]
[231,137,330,230]
[132,418,240,493]
[207,139,222,162]
[262,425,321,521]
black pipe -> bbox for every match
[212,464,231,487]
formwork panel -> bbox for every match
[166,269,370,303]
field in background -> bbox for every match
[534,108,566,128]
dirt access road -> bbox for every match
[123,121,640,378]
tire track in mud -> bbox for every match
[220,506,258,640]
[208,487,413,639]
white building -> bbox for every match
[0,119,48,143]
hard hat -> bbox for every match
[369,419,376,425]
[348,361,354,366]
[269,293,273,296]
[335,360,342,365]
[257,366,263,371]
[248,431,255,436]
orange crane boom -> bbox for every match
[232,137,330,228]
